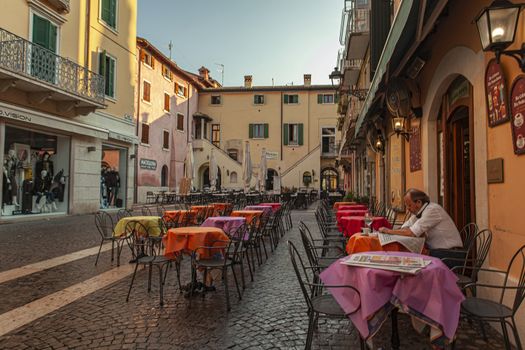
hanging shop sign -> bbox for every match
[510,75,525,155]
[485,59,510,127]
[139,158,157,170]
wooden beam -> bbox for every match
[27,91,53,105]
[0,79,17,93]
[416,0,427,42]
[56,101,78,113]
[421,0,448,40]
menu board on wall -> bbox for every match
[389,135,404,211]
[409,121,422,172]
[485,59,510,127]
[510,76,525,155]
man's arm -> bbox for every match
[378,227,416,237]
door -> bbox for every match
[446,106,473,230]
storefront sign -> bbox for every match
[109,131,137,144]
[266,151,278,160]
[0,109,32,122]
[485,59,510,127]
[139,158,157,170]
[510,76,525,155]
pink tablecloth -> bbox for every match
[320,252,464,347]
[336,204,368,211]
[200,216,246,237]
[259,203,282,213]
[339,216,392,237]
[336,210,369,230]
[244,205,273,216]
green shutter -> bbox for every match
[283,94,289,104]
[298,123,304,145]
[101,0,111,24]
[317,94,323,104]
[264,123,269,138]
[249,124,253,138]
[108,57,115,97]
[33,15,50,49]
[109,0,117,28]
[334,93,340,103]
[283,123,289,145]
[99,51,106,76]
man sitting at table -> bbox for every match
[378,188,463,250]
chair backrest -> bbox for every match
[497,244,525,314]
[288,241,315,310]
[116,208,132,221]
[141,206,153,216]
[459,223,479,250]
[162,212,179,229]
[457,228,492,279]
[298,224,322,275]
[95,211,114,239]
[156,205,166,217]
[125,220,160,257]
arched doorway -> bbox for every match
[202,167,222,190]
[161,165,168,187]
[266,169,278,191]
[321,168,339,192]
[439,76,475,230]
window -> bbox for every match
[141,123,149,144]
[161,165,168,187]
[99,52,116,98]
[283,123,304,146]
[32,14,58,53]
[162,65,172,80]
[177,113,184,131]
[230,171,238,183]
[100,0,117,29]
[142,80,151,102]
[163,130,169,149]
[254,95,265,105]
[175,83,187,97]
[31,14,58,83]
[163,93,170,112]
[321,127,336,154]
[318,94,336,104]
[228,149,238,161]
[249,123,268,139]
[283,94,299,104]
[212,124,220,147]
[143,52,152,67]
[211,95,221,105]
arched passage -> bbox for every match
[202,166,222,190]
[266,168,278,191]
[321,167,339,192]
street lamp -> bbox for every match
[392,116,411,141]
[475,0,525,71]
[329,67,343,86]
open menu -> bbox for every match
[341,253,432,274]
[377,232,425,254]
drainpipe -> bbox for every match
[134,48,142,204]
[84,0,91,68]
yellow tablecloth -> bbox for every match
[113,216,162,237]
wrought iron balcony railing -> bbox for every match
[0,28,105,105]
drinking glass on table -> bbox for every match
[364,213,373,231]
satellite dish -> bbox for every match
[386,78,412,117]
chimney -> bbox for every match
[304,74,311,86]
[198,66,210,80]
[244,75,253,88]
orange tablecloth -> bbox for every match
[163,226,229,259]
[333,201,357,210]
[163,210,197,225]
[346,234,406,255]
[210,203,233,215]
[231,210,263,224]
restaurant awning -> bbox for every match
[353,0,418,138]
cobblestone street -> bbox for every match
[0,207,513,349]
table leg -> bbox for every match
[391,308,400,350]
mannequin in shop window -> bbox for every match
[104,167,120,207]
[50,169,66,202]
[2,149,20,207]
[33,169,56,212]
[100,165,108,208]
[36,152,54,179]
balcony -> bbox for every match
[0,28,105,114]
[322,141,340,158]
[343,1,370,61]
[342,58,363,87]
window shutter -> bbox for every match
[264,123,269,138]
[283,94,289,104]
[140,51,145,62]
[108,57,115,97]
[184,86,188,97]
[98,51,106,76]
[101,0,111,25]
[33,15,50,49]
[109,0,117,27]
[249,124,254,138]
[151,57,155,69]
[174,82,179,94]
[298,124,304,145]
[334,93,340,103]
[317,94,323,104]
[283,123,289,145]
[48,24,57,53]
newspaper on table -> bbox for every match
[341,253,432,274]
[377,232,425,254]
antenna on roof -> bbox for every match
[272,78,274,86]
[168,40,173,60]
[215,63,224,86]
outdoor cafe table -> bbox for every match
[210,203,233,214]
[336,204,368,211]
[200,216,246,237]
[320,252,464,348]
[113,216,162,237]
[333,201,357,210]
[258,202,282,213]
[346,233,414,254]
[163,227,229,259]
[163,209,197,225]
[336,210,369,230]
[339,216,392,238]
[244,205,273,217]
[231,210,263,224]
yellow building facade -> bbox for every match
[0,0,137,218]
[194,75,341,192]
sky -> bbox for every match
[137,0,343,87]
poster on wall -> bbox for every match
[485,59,510,127]
[409,120,422,172]
[510,75,525,155]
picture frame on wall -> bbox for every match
[485,59,511,127]
[509,75,525,155]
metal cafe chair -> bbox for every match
[455,244,525,350]
[94,211,126,266]
[287,241,365,350]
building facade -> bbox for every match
[0,0,137,219]
[194,75,342,192]
[337,0,525,339]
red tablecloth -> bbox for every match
[339,216,392,238]
[333,202,357,210]
[336,204,368,211]
[336,210,369,230]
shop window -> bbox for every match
[177,113,184,131]
[141,123,149,144]
[2,126,70,217]
[101,145,127,209]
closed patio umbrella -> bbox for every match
[242,141,252,193]
[260,148,267,193]
[185,143,194,190]
[209,148,218,191]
